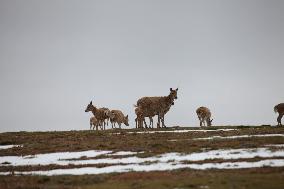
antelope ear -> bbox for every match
[170,88,173,91]
[126,115,128,118]
[90,101,92,105]
[176,88,178,91]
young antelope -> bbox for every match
[196,106,213,127]
[90,116,100,130]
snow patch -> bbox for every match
[1,147,284,175]
[1,148,284,167]
[0,145,22,150]
[193,134,284,140]
[114,129,236,135]
[1,159,284,176]
[108,151,139,156]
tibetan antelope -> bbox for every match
[85,101,110,130]
[196,106,213,127]
[90,116,100,130]
[134,106,154,129]
[274,103,284,126]
[109,110,129,129]
[135,88,178,128]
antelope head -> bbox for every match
[169,88,179,105]
[85,101,94,112]
[208,119,213,126]
[124,115,129,126]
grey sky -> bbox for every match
[0,0,283,132]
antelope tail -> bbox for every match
[274,105,278,113]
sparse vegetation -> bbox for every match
[0,126,284,188]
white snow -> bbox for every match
[113,129,236,135]
[1,159,284,176]
[155,148,284,162]
[108,151,139,156]
[0,145,22,150]
[1,147,284,176]
[264,144,284,147]
[193,134,284,140]
[0,150,112,166]
[169,134,284,142]
[1,148,284,166]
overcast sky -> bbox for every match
[0,0,283,132]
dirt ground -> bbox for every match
[0,125,284,189]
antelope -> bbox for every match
[89,116,100,130]
[135,107,144,129]
[85,101,110,130]
[109,110,129,129]
[100,107,111,128]
[196,106,213,127]
[135,88,178,128]
[134,106,153,129]
[274,103,284,126]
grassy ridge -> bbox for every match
[0,126,284,156]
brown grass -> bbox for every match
[1,126,284,189]
[1,126,284,156]
[1,168,284,189]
